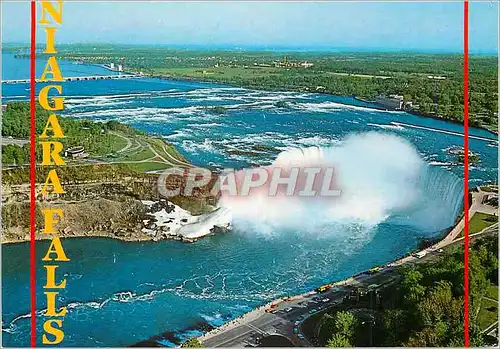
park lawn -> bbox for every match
[79,132,128,156]
[486,285,499,301]
[116,148,155,162]
[106,133,129,153]
[477,298,498,331]
[164,143,188,162]
[125,162,170,173]
[459,212,498,238]
[147,138,189,165]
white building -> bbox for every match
[375,94,404,110]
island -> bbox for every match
[2,101,225,244]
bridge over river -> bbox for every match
[2,74,141,84]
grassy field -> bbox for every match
[480,185,498,193]
[486,285,499,301]
[477,297,498,330]
[94,132,190,171]
[147,138,188,164]
[117,148,155,162]
[88,132,129,155]
[459,212,498,238]
[125,162,171,172]
[153,66,283,81]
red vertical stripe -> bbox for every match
[30,0,37,347]
[463,0,469,347]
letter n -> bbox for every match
[39,1,63,25]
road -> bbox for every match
[202,264,406,347]
[2,137,29,146]
[201,192,498,347]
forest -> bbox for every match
[2,102,136,166]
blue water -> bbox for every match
[1,53,498,347]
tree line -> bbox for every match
[2,102,138,166]
[312,235,498,347]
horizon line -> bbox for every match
[2,41,498,56]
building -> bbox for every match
[117,64,123,72]
[375,94,404,110]
[483,193,498,208]
[65,146,88,158]
[273,57,314,69]
[109,62,115,70]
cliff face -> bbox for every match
[2,198,150,243]
[2,166,219,244]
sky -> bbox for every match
[1,1,498,54]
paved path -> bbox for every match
[2,137,29,146]
[109,131,133,153]
[432,189,497,250]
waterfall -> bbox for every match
[220,132,464,236]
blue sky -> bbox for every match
[2,1,498,53]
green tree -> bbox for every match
[334,311,357,339]
[325,311,357,347]
[382,309,407,346]
[181,338,203,347]
[416,281,462,328]
[327,333,352,347]
[401,267,426,304]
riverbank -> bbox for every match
[1,196,228,245]
[194,187,496,346]
[355,96,498,136]
[406,109,498,136]
[146,71,498,137]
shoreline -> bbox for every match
[193,188,495,345]
[1,233,154,245]
[4,52,497,136]
[145,71,498,137]
[2,65,497,137]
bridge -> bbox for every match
[2,74,141,84]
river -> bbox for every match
[2,53,498,347]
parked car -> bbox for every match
[368,266,383,274]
